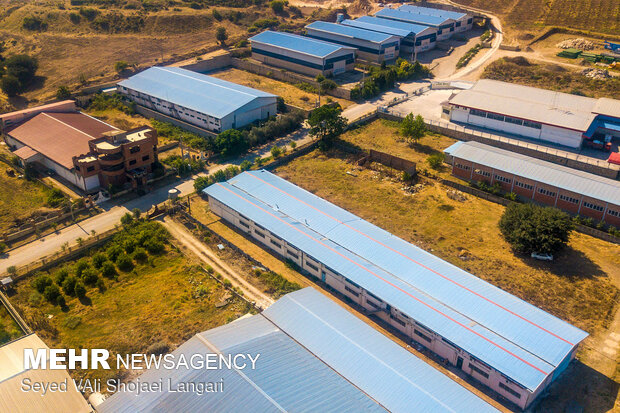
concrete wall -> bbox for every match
[176,52,232,73]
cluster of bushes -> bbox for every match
[456,43,482,69]
[88,93,135,114]
[351,59,431,100]
[194,163,252,191]
[150,120,209,150]
[162,155,205,176]
[28,217,168,308]
[46,188,67,208]
[22,16,48,31]
[248,18,279,33]
[572,216,620,238]
[90,12,145,33]
[0,54,39,97]
[480,29,492,42]
[253,268,300,298]
[213,111,304,158]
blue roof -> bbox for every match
[399,4,467,20]
[263,288,499,413]
[97,288,498,413]
[356,15,436,36]
[306,21,397,44]
[249,30,354,58]
[341,19,412,38]
[204,170,589,392]
[117,67,276,119]
[375,8,451,27]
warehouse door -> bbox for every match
[456,357,463,369]
[333,60,346,75]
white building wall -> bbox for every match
[540,124,583,148]
[208,194,547,409]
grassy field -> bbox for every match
[0,305,23,345]
[341,119,456,174]
[453,0,619,37]
[275,148,620,334]
[9,220,250,386]
[209,67,353,110]
[0,1,310,103]
[482,57,620,98]
[0,157,57,233]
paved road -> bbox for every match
[0,129,314,275]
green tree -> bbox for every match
[0,75,21,97]
[62,276,77,296]
[308,104,347,150]
[120,212,134,226]
[56,85,71,100]
[5,54,38,87]
[239,159,253,171]
[214,129,249,157]
[215,27,228,45]
[32,275,53,293]
[269,0,286,13]
[270,145,283,158]
[74,282,87,299]
[101,261,117,278]
[92,252,107,269]
[116,253,134,272]
[499,203,573,255]
[43,284,61,303]
[132,208,141,220]
[426,153,445,170]
[114,60,129,73]
[400,113,426,144]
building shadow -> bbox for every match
[533,360,619,413]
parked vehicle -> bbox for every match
[531,252,553,261]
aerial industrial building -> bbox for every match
[249,30,356,76]
[97,288,499,413]
[398,4,473,32]
[375,8,455,40]
[445,79,620,149]
[342,16,438,54]
[305,21,400,63]
[204,170,588,410]
[445,141,620,226]
[118,67,278,133]
[1,101,157,192]
[0,334,91,413]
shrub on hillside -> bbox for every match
[116,253,134,272]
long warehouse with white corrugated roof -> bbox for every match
[204,170,589,410]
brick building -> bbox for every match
[444,141,620,226]
[1,101,157,193]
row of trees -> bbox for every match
[351,59,431,100]
[28,215,168,309]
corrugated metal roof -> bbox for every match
[264,288,499,413]
[398,4,467,20]
[306,21,398,44]
[444,140,620,205]
[356,15,436,36]
[341,19,412,38]
[249,30,356,59]
[98,288,499,413]
[449,79,598,131]
[375,8,451,27]
[593,97,620,118]
[98,315,385,413]
[118,67,276,119]
[0,334,91,413]
[204,170,589,392]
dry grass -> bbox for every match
[0,4,305,102]
[342,118,456,174]
[209,67,354,110]
[0,156,52,233]
[0,304,23,345]
[275,149,620,334]
[9,248,251,386]
[453,0,619,35]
